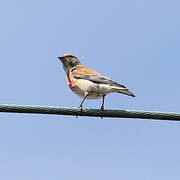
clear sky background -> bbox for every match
[0,0,180,179]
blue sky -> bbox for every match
[0,0,180,179]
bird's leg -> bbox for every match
[101,94,105,110]
[78,92,88,110]
[100,95,105,119]
[76,92,88,118]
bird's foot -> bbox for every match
[78,105,83,111]
[76,105,83,118]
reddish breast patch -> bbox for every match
[66,72,76,91]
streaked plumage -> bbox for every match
[58,54,135,110]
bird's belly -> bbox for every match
[86,92,104,99]
[72,79,113,99]
[73,88,103,99]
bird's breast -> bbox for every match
[66,71,77,91]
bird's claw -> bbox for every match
[78,106,83,110]
[76,106,83,118]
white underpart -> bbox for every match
[73,79,127,100]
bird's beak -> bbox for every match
[58,56,65,63]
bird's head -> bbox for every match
[58,54,81,73]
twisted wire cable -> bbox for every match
[0,104,179,121]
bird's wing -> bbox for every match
[72,65,135,97]
[72,65,126,88]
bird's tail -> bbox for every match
[113,87,135,97]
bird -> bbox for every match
[58,54,135,111]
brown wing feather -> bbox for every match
[72,65,107,79]
[72,65,126,88]
[72,65,135,97]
